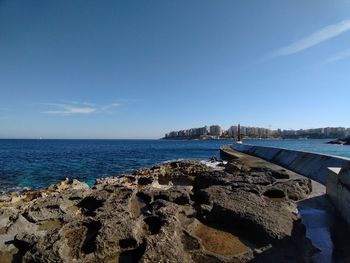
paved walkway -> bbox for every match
[220,145,350,263]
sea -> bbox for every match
[1,138,350,193]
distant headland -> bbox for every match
[164,125,350,140]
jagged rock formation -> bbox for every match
[327,137,350,145]
[0,158,316,263]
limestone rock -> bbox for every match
[271,178,312,201]
[0,160,316,262]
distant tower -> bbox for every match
[237,124,242,143]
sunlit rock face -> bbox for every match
[0,159,315,263]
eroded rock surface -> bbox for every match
[0,158,315,263]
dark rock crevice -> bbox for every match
[144,216,163,235]
[119,241,146,263]
[77,196,104,216]
[81,220,102,254]
[263,189,286,199]
[119,237,137,249]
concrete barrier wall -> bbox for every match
[231,143,350,224]
[231,144,350,224]
[327,166,350,224]
[232,143,350,185]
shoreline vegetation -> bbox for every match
[0,150,321,262]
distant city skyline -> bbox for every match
[1,1,350,139]
[165,125,350,139]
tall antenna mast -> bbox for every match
[237,124,242,142]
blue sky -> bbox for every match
[1,0,350,139]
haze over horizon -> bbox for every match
[1,1,350,139]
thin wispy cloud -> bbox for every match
[266,19,350,60]
[64,101,97,107]
[322,48,350,65]
[42,102,120,115]
[42,103,96,115]
[101,103,120,112]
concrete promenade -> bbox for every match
[229,143,350,185]
[220,145,350,262]
[221,143,350,226]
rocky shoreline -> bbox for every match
[0,153,318,262]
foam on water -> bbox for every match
[200,160,227,170]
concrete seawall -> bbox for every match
[221,143,350,225]
[230,143,350,185]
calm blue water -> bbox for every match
[245,139,350,159]
[1,139,350,193]
[0,139,230,192]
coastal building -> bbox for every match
[227,126,238,138]
[165,126,209,139]
[165,125,350,139]
[209,125,223,136]
[346,129,350,137]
